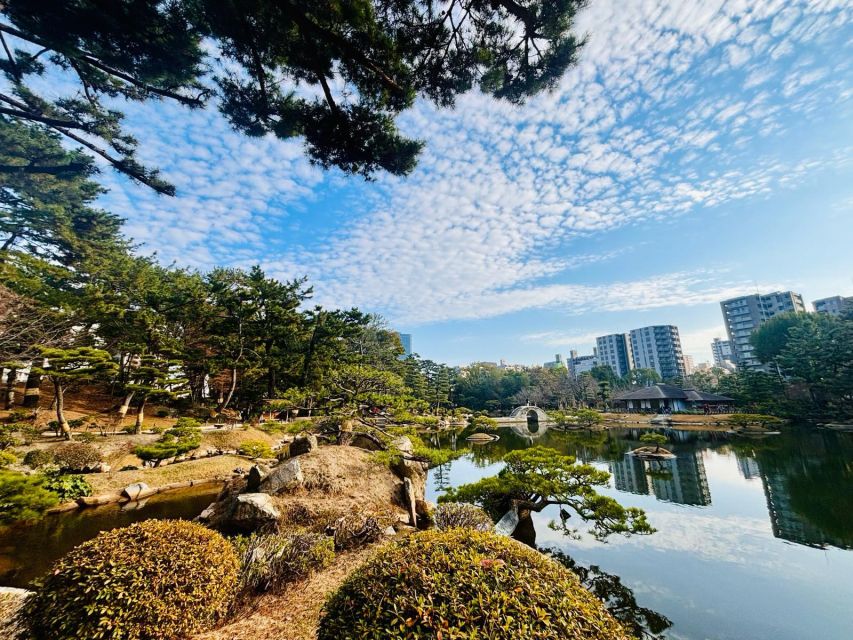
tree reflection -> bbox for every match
[547,549,672,639]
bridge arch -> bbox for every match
[508,405,550,422]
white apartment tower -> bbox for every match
[629,325,686,381]
[720,291,805,369]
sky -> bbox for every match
[18,0,853,366]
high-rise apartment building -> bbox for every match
[683,354,695,375]
[711,337,734,366]
[813,296,852,316]
[595,333,634,377]
[398,333,412,357]
[720,291,805,369]
[629,325,686,381]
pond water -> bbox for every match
[0,484,221,588]
[427,426,853,640]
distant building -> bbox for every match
[650,452,712,506]
[813,295,852,316]
[498,359,526,372]
[544,353,566,370]
[610,455,651,496]
[399,333,413,357]
[683,354,695,375]
[720,291,805,369]
[595,333,634,378]
[567,350,597,377]
[629,325,686,381]
[612,383,734,412]
[711,337,734,367]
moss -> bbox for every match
[21,520,239,640]
[319,529,629,640]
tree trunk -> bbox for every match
[217,368,237,412]
[116,390,135,423]
[54,383,72,440]
[134,396,146,434]
[3,367,15,409]
[22,369,42,408]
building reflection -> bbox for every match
[610,451,711,506]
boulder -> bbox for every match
[415,499,434,517]
[90,462,111,473]
[390,436,414,456]
[391,457,428,502]
[245,464,270,492]
[258,458,303,494]
[290,433,317,457]
[349,433,384,451]
[231,493,281,531]
[122,482,150,501]
[403,477,417,527]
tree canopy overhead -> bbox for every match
[0,0,587,192]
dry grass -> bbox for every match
[201,427,278,451]
[0,589,27,638]
[195,545,378,640]
[88,455,246,494]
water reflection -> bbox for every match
[429,425,853,550]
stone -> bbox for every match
[91,462,111,473]
[391,457,428,503]
[289,433,317,457]
[403,477,417,527]
[415,499,434,517]
[231,493,281,531]
[198,502,217,522]
[122,482,150,501]
[349,433,384,451]
[390,436,414,456]
[382,525,397,537]
[245,464,269,492]
[258,458,303,494]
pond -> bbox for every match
[0,484,221,588]
[427,426,853,640]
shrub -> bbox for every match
[21,520,239,640]
[469,414,499,431]
[728,413,783,427]
[233,530,334,597]
[5,410,31,424]
[0,450,17,468]
[319,530,629,640]
[52,442,101,471]
[238,440,274,459]
[23,449,54,469]
[0,424,19,450]
[17,424,43,445]
[330,512,386,551]
[42,470,92,501]
[433,502,494,532]
[149,424,167,435]
[0,471,58,524]
[134,424,201,462]
[74,431,98,443]
[173,416,202,430]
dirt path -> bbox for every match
[196,545,377,640]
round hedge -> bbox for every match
[318,529,629,640]
[22,520,239,640]
[433,502,494,532]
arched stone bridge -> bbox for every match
[508,405,550,421]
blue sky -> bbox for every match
[17,1,853,365]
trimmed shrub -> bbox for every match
[21,520,239,640]
[238,440,274,459]
[42,470,92,501]
[52,442,101,471]
[5,410,31,424]
[234,530,334,597]
[469,414,499,431]
[0,471,58,524]
[23,449,54,469]
[318,530,630,640]
[433,502,494,532]
[0,450,17,468]
[134,424,201,462]
[0,425,19,450]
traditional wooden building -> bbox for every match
[612,384,734,412]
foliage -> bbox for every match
[0,424,19,449]
[727,414,784,428]
[42,469,92,501]
[433,502,494,532]
[0,470,58,523]
[20,520,239,640]
[233,530,334,597]
[52,442,101,471]
[0,450,16,467]
[173,417,201,430]
[238,440,274,459]
[1,1,586,187]
[22,449,53,469]
[330,512,387,551]
[318,529,629,640]
[440,447,653,541]
[134,424,201,462]
[468,414,499,431]
[574,408,604,428]
[639,433,668,452]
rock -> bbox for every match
[403,477,417,527]
[382,525,397,537]
[391,436,414,456]
[90,462,111,473]
[349,433,384,451]
[391,457,428,503]
[122,482,150,501]
[197,502,217,522]
[231,493,281,531]
[245,464,269,492]
[415,499,434,517]
[290,433,317,457]
[258,458,303,494]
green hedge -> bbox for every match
[318,529,629,640]
[21,520,239,640]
